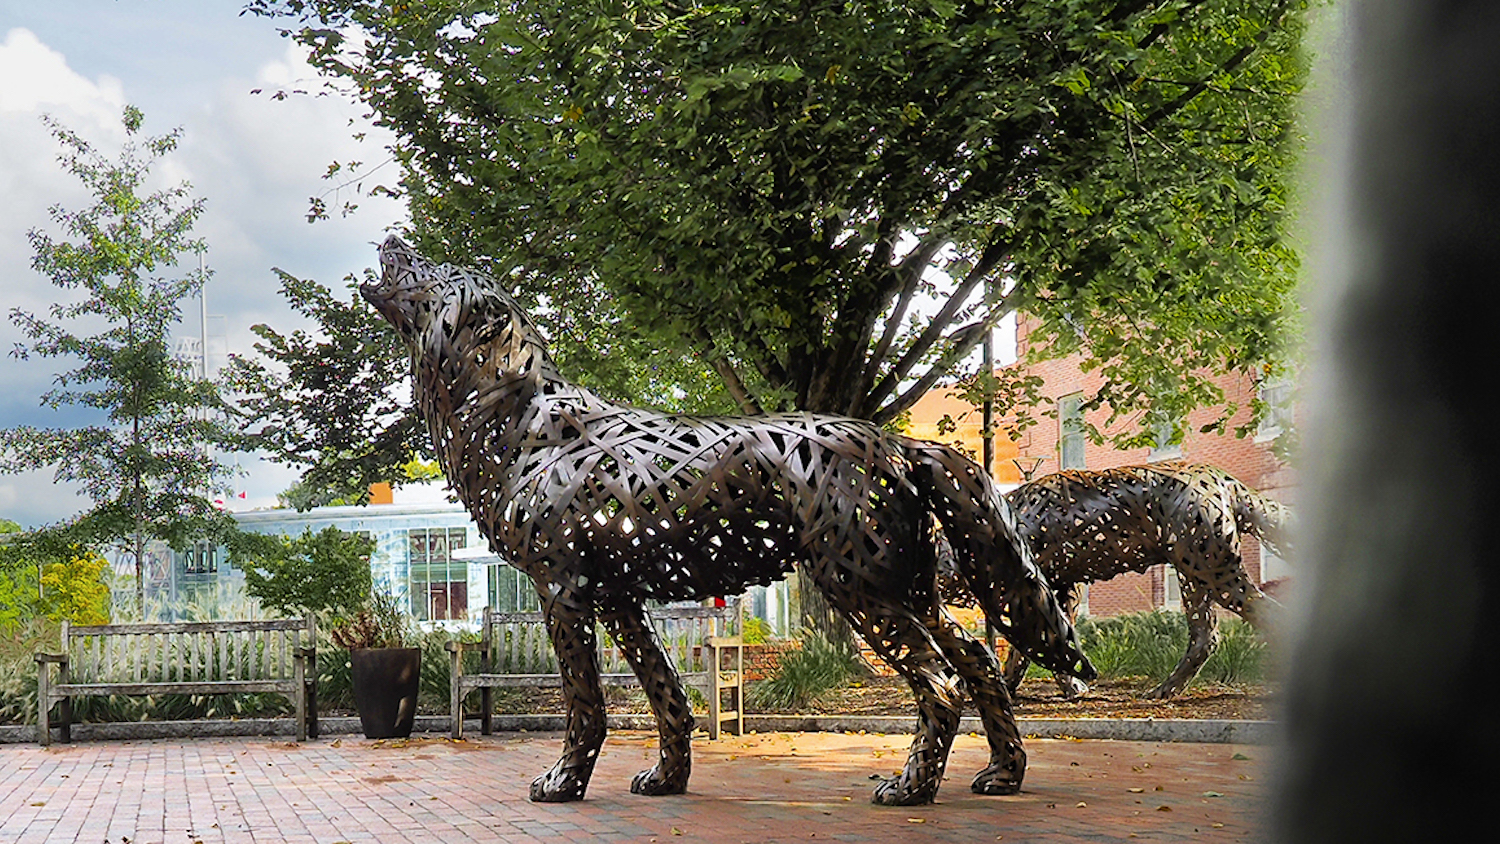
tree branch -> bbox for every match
[1139,0,1294,132]
[863,234,1010,415]
[692,326,764,415]
[848,234,947,417]
[875,288,1022,426]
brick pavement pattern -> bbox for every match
[1,731,1269,843]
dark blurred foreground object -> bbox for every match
[1274,3,1500,840]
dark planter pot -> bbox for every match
[349,647,422,739]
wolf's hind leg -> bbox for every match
[925,608,1028,795]
[600,601,694,795]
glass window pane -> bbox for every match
[449,581,468,620]
[1059,393,1086,470]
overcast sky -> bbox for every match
[1,1,407,528]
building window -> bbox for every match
[746,581,793,638]
[486,563,542,613]
[182,541,218,576]
[1148,411,1182,462]
[409,527,469,621]
[1059,393,1086,469]
[1261,544,1292,585]
[1257,375,1295,441]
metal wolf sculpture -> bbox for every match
[363,236,1094,805]
[984,463,1290,699]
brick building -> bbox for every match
[906,315,1297,619]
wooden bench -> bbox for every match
[35,617,319,745]
[447,603,744,739]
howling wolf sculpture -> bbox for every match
[986,463,1291,699]
[363,236,1094,806]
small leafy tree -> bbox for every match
[37,548,112,625]
[0,529,111,627]
[232,526,374,619]
[1,106,244,610]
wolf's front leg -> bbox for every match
[530,582,608,802]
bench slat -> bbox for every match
[458,672,649,690]
[66,620,310,635]
[54,680,299,697]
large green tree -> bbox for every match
[243,0,1309,634]
[0,107,243,609]
[247,0,1306,433]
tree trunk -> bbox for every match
[794,574,856,651]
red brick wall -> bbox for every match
[742,642,793,681]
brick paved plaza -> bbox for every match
[1,730,1270,843]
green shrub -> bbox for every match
[1201,618,1269,685]
[0,617,58,725]
[1070,609,1269,689]
[1075,610,1189,682]
[232,527,374,619]
[742,616,771,645]
[416,626,456,711]
[747,629,866,711]
[1,535,112,629]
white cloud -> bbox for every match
[175,40,404,358]
[0,26,131,295]
[0,27,125,121]
[0,469,89,530]
[0,23,407,529]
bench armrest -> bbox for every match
[34,652,68,665]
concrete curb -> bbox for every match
[0,713,1276,746]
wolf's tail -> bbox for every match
[903,440,1096,681]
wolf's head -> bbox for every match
[360,235,451,344]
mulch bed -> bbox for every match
[471,674,1275,721]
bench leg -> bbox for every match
[708,676,721,741]
[308,682,319,740]
[307,652,319,740]
[449,647,465,739]
[482,687,493,736]
[36,669,49,747]
[58,697,71,744]
[728,648,744,736]
[294,656,308,742]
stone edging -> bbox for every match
[0,714,1276,745]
